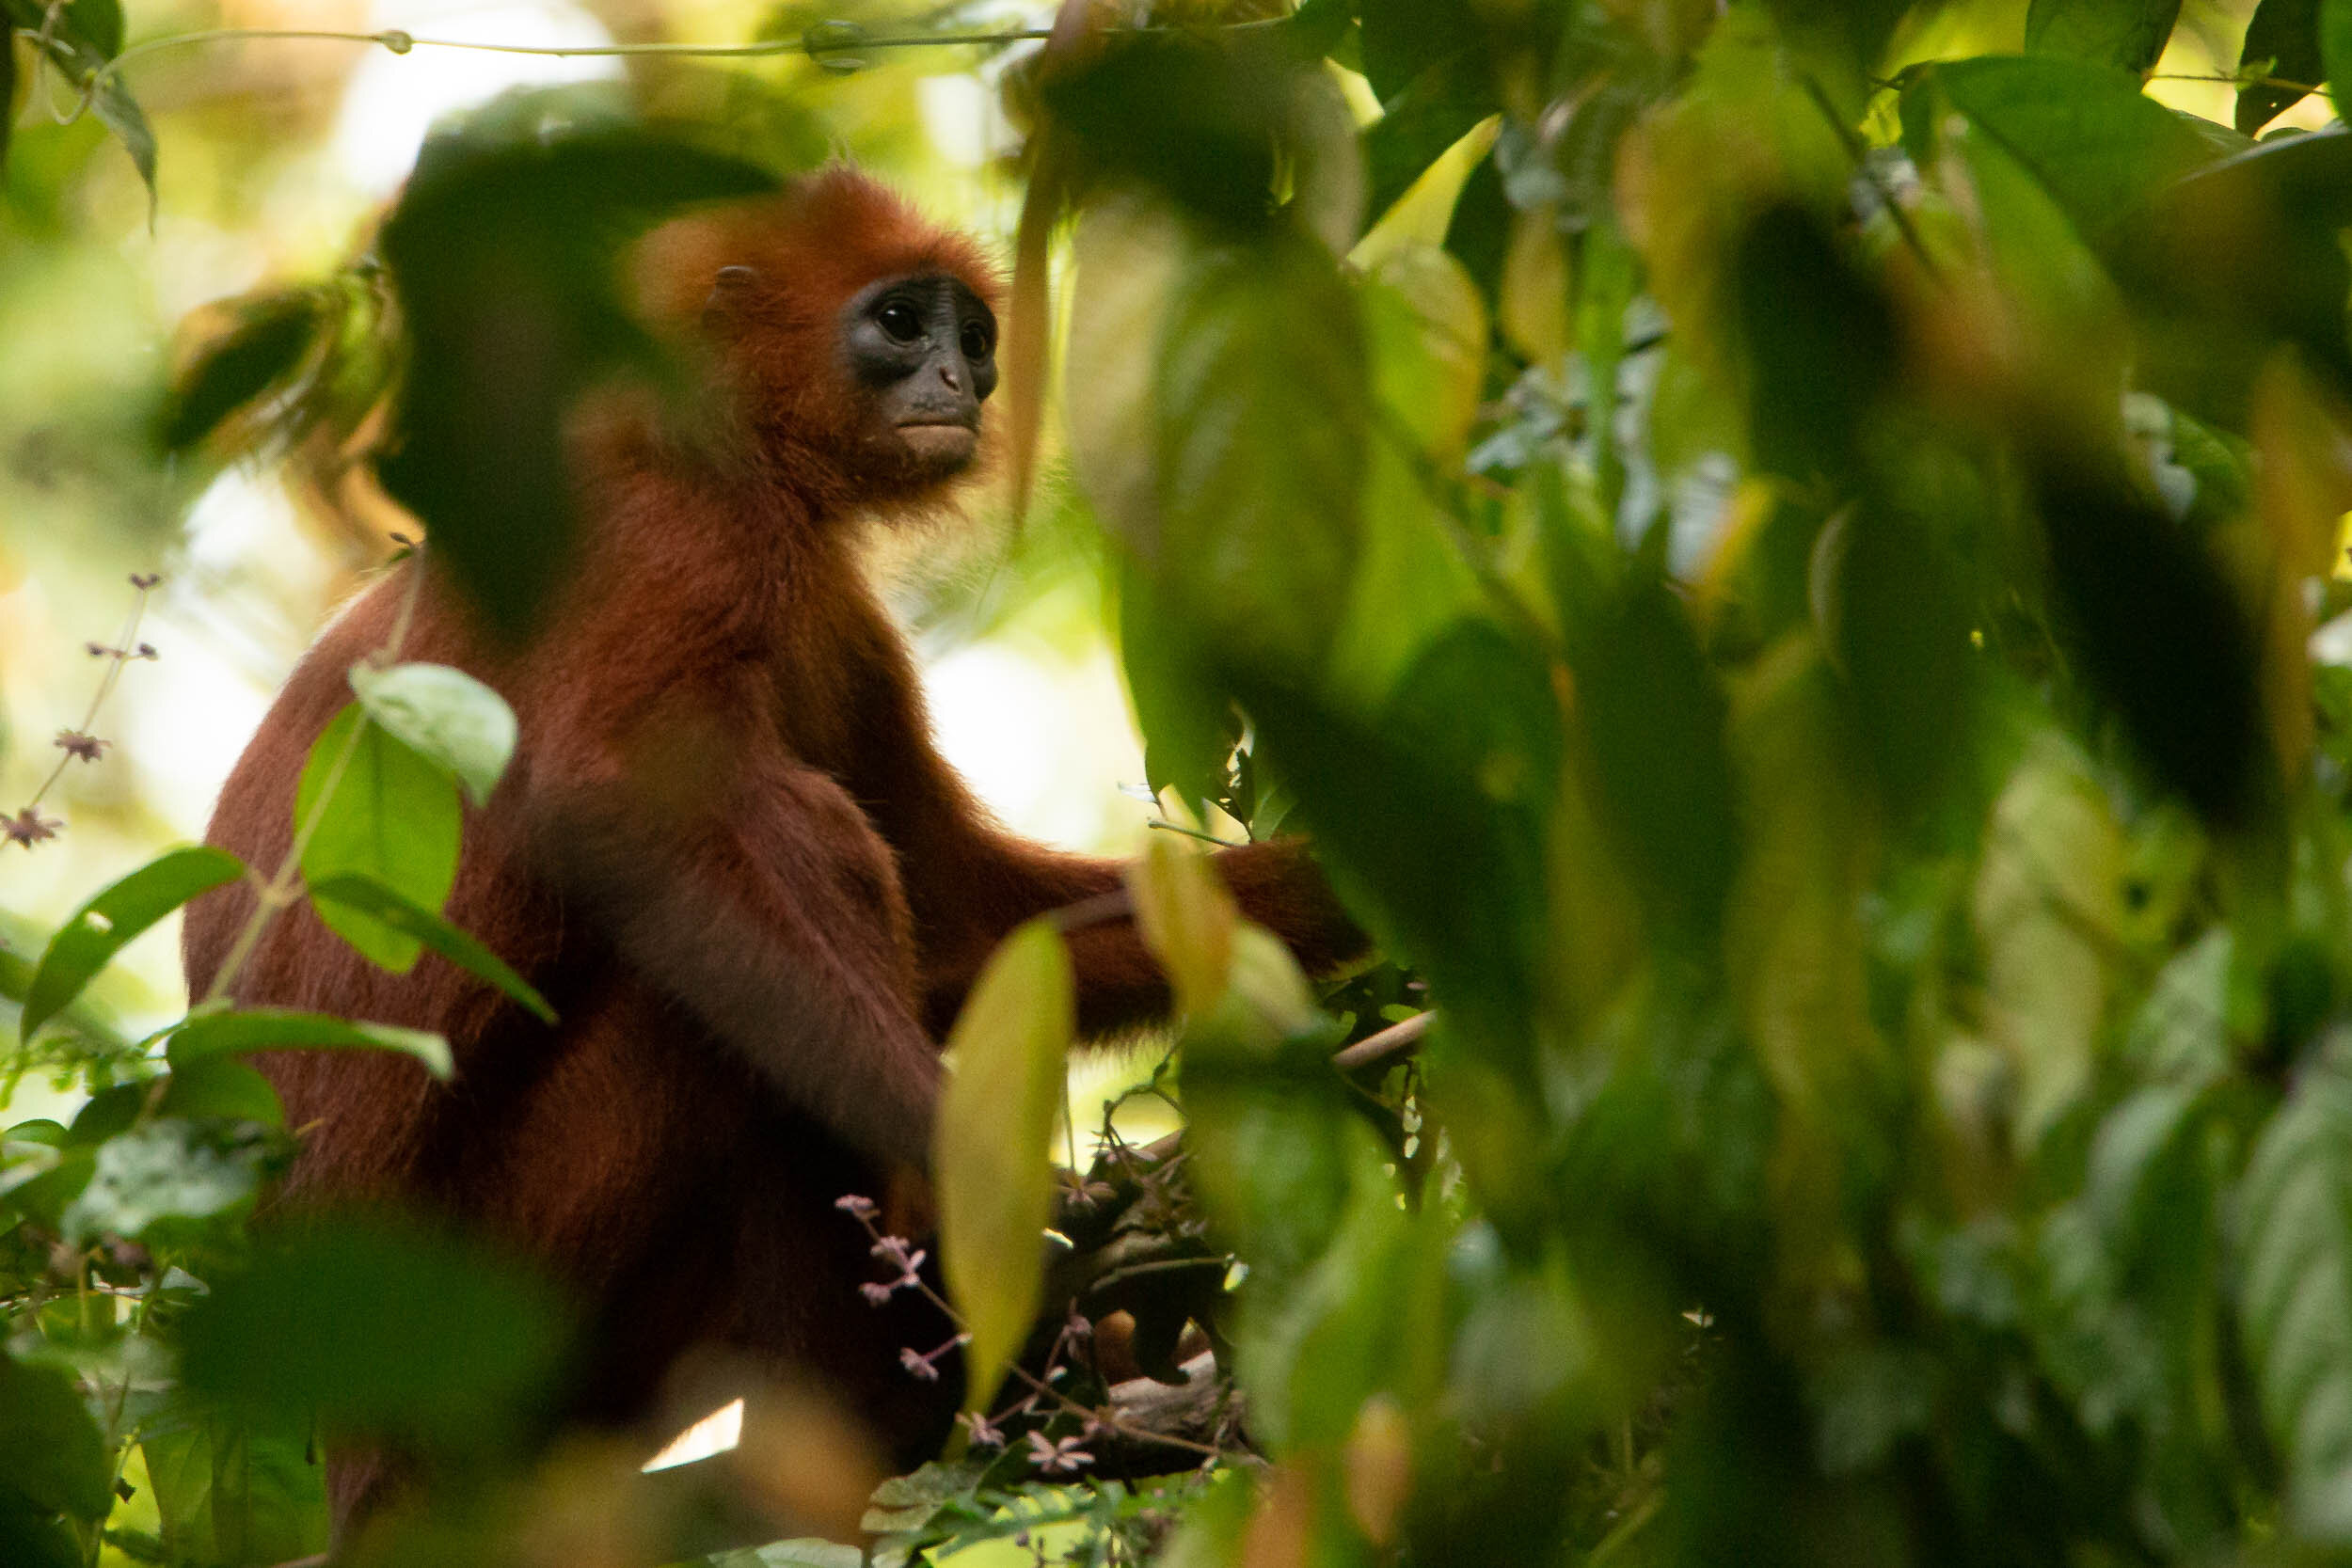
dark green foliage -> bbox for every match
[180,1220,574,1455]
[373,93,774,638]
[2031,456,2266,825]
[156,297,322,453]
[2026,0,2184,72]
[2236,0,2326,133]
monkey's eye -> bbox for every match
[876,301,924,343]
[960,320,993,362]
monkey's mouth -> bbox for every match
[895,421,978,464]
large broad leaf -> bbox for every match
[2026,0,2183,71]
[374,93,775,636]
[1152,230,1369,677]
[2238,1072,2352,1541]
[347,661,517,809]
[167,1007,453,1079]
[2236,0,2326,133]
[305,873,554,1023]
[0,1349,113,1520]
[934,919,1074,1415]
[21,846,246,1047]
[1905,55,2219,241]
[180,1219,574,1452]
[295,704,462,973]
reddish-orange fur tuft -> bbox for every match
[183,167,1361,1542]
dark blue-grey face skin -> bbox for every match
[840,272,999,475]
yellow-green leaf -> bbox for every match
[1126,832,1236,1017]
[935,919,1075,1415]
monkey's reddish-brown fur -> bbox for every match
[181,170,1361,1532]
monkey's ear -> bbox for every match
[702,264,761,329]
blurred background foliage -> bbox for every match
[6,0,2352,1563]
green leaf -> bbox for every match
[347,660,517,808]
[0,1492,79,1568]
[2031,456,2265,824]
[2327,0,2352,121]
[1577,578,1739,948]
[1910,55,2219,240]
[1974,743,2123,1148]
[305,873,555,1023]
[62,0,121,58]
[1153,230,1368,674]
[158,295,323,452]
[60,1117,264,1243]
[0,1348,114,1519]
[1362,52,1498,229]
[2238,1072,2352,1540]
[2236,0,2324,133]
[374,95,776,636]
[145,1418,326,1567]
[2026,0,2183,71]
[179,1219,574,1452]
[935,919,1074,1415]
[21,846,246,1047]
[295,704,462,973]
[87,69,154,207]
[0,29,16,181]
[167,1007,453,1079]
[156,1056,287,1127]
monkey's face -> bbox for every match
[836,272,999,484]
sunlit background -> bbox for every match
[0,0,1168,1132]
[0,0,2330,1138]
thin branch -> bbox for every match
[1801,71,1944,287]
[1329,1010,1433,1072]
[1145,819,1244,848]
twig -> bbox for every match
[1145,819,1244,848]
[841,1204,1232,1465]
[6,574,158,847]
[1329,1010,1432,1072]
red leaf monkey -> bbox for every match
[181,169,1363,1528]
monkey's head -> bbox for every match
[637,169,1004,505]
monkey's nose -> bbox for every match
[938,364,962,392]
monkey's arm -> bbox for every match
[865,730,1363,1035]
[530,743,942,1167]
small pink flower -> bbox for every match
[4,807,62,848]
[53,732,107,764]
[1025,1431,1093,1475]
[860,1281,896,1307]
[959,1411,1005,1449]
[834,1194,879,1220]
[900,1347,941,1383]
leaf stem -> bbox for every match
[196,552,425,1014]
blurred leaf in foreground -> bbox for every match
[180,1219,575,1456]
[373,90,775,637]
[935,919,1073,1415]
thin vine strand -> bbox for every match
[5,14,1286,133]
